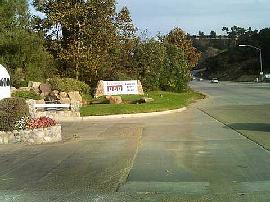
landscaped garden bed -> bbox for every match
[0,98,62,145]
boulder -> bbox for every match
[40,93,46,98]
[39,84,52,96]
[36,99,45,104]
[28,81,41,89]
[106,96,122,104]
[68,91,82,104]
[94,80,105,98]
[52,90,60,99]
[25,99,36,118]
[137,80,144,95]
[32,88,40,94]
[28,81,41,94]
[52,90,59,95]
[59,92,68,99]
[139,97,154,103]
[45,93,59,103]
[59,98,71,104]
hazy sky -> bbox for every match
[116,0,270,35]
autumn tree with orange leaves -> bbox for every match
[165,27,201,68]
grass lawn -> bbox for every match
[80,91,204,116]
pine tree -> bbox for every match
[111,6,138,80]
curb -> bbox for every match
[60,107,187,122]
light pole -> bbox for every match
[239,44,263,80]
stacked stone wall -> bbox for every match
[0,125,62,145]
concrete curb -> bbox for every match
[60,107,187,122]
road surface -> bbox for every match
[0,81,270,201]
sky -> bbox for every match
[116,0,270,36]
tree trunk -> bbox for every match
[76,62,79,80]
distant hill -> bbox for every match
[191,38,270,81]
[190,28,270,81]
[195,47,267,81]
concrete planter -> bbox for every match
[0,124,62,145]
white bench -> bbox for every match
[34,104,71,110]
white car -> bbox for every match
[211,78,219,83]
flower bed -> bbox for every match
[0,116,62,145]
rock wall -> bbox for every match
[35,111,80,122]
[95,80,105,98]
[26,99,80,121]
[15,81,84,106]
[0,125,62,145]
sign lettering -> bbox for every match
[103,80,139,95]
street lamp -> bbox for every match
[239,44,263,80]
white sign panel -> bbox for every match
[103,80,139,95]
[0,64,11,100]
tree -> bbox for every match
[0,0,54,86]
[198,31,205,38]
[258,28,270,65]
[115,7,137,40]
[165,27,201,68]
[210,31,217,38]
[227,26,246,39]
[132,39,166,91]
[222,27,229,33]
[110,6,138,80]
[160,43,190,92]
[33,0,118,83]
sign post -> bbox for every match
[0,64,11,100]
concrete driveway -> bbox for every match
[1,81,270,201]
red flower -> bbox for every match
[27,117,56,129]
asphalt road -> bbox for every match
[191,81,270,150]
[1,81,270,201]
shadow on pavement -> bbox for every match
[228,123,270,132]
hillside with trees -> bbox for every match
[192,26,270,81]
[1,0,200,94]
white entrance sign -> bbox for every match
[0,64,11,100]
[103,80,139,95]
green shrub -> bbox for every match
[0,98,30,131]
[47,78,90,94]
[90,96,109,104]
[12,90,42,100]
[82,93,93,105]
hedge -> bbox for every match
[12,90,42,100]
[0,98,30,131]
[47,78,90,95]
